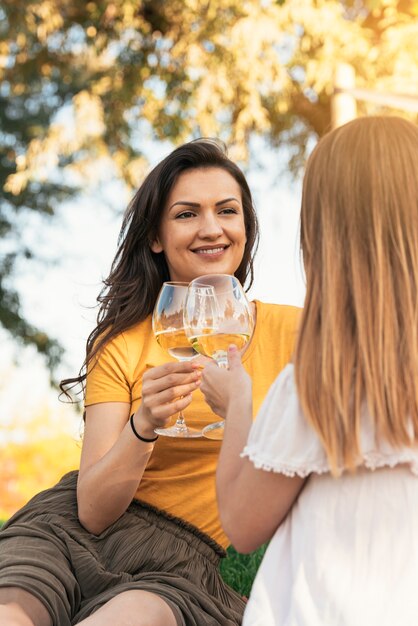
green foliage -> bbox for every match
[220,544,267,597]
[1,0,418,360]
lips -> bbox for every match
[192,244,230,255]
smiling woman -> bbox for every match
[151,168,247,283]
[0,138,300,626]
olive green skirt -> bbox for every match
[0,471,245,625]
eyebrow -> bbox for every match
[169,197,240,210]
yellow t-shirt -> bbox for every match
[85,300,300,548]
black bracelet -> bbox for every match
[130,414,159,443]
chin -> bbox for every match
[198,258,240,275]
[197,266,236,278]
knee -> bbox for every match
[140,602,176,626]
[105,590,177,626]
[0,603,35,626]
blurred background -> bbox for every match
[1,0,418,519]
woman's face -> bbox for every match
[151,167,247,283]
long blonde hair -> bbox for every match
[295,116,418,474]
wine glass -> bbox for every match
[184,274,254,440]
[152,281,202,438]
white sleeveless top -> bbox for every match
[241,364,418,626]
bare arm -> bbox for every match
[77,361,201,534]
[201,346,305,553]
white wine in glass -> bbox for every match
[184,274,253,439]
[156,328,197,361]
[153,282,201,438]
[190,331,250,364]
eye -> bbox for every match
[175,211,196,219]
[219,207,238,215]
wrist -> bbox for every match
[227,396,252,422]
[130,413,158,443]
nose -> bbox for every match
[198,211,224,239]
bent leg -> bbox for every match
[0,524,78,626]
[76,590,180,626]
[0,587,52,626]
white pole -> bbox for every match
[340,86,418,113]
[331,63,357,129]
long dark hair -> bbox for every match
[61,138,259,398]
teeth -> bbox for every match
[195,247,225,255]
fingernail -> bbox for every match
[228,344,238,352]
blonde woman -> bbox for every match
[201,117,418,626]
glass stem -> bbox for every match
[175,410,188,432]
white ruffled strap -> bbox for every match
[241,364,418,477]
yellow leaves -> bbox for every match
[11,83,26,95]
[41,63,52,76]
[0,362,81,520]
[140,66,152,80]
[16,51,29,64]
[73,91,106,139]
[26,1,64,44]
[104,0,148,33]
[234,96,269,139]
[5,90,108,195]
[86,25,97,38]
[6,134,58,194]
[4,171,27,196]
[92,75,113,96]
[0,51,9,72]
[102,2,118,25]
[276,99,289,115]
[4,153,29,195]
[16,33,27,48]
[140,89,165,123]
[0,433,81,520]
[364,16,418,96]
[168,2,287,149]
[120,1,137,22]
[3,0,418,191]
[113,151,148,189]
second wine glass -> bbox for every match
[184,274,254,440]
[153,281,202,438]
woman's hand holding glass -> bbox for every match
[152,281,202,437]
[199,345,252,420]
[134,361,201,437]
[184,274,254,439]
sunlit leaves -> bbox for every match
[5,0,417,186]
[3,0,418,185]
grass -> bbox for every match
[0,520,263,597]
[220,544,267,597]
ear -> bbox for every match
[150,237,163,253]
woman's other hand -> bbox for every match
[200,345,252,418]
[134,361,201,437]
